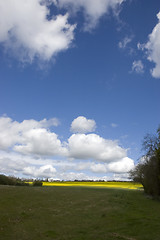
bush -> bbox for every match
[0,174,30,186]
[15,181,30,186]
[33,180,43,187]
[0,175,16,185]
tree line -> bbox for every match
[130,126,160,197]
[0,175,42,186]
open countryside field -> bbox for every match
[0,184,160,240]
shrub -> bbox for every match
[33,180,43,187]
[15,181,30,186]
[0,175,16,185]
[0,174,30,186]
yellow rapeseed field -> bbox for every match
[42,181,143,190]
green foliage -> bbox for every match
[32,180,43,187]
[130,126,160,197]
[0,174,43,187]
[0,174,16,185]
[15,181,30,187]
[0,174,29,186]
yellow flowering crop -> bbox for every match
[42,181,143,190]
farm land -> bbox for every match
[0,182,160,240]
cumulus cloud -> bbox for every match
[0,116,66,156]
[0,150,59,178]
[23,165,57,178]
[112,173,130,181]
[0,115,135,180]
[0,149,134,180]
[107,157,134,173]
[70,116,96,133]
[68,133,126,162]
[58,172,91,181]
[14,128,67,156]
[144,11,160,78]
[90,157,134,174]
[55,0,125,30]
[132,60,144,74]
[90,163,107,173]
[0,0,126,62]
[0,0,75,62]
[0,152,26,176]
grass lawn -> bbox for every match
[0,185,160,240]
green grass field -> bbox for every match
[0,185,160,240]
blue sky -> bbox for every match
[0,0,160,180]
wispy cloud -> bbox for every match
[118,36,133,49]
[55,0,125,31]
[131,60,144,74]
[111,123,118,128]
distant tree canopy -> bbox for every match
[0,175,29,186]
[0,175,42,187]
[130,126,160,197]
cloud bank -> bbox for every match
[0,115,134,180]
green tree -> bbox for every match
[130,127,160,197]
[33,180,43,187]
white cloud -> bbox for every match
[0,149,134,180]
[0,150,59,177]
[70,116,96,133]
[38,118,60,128]
[56,0,125,30]
[0,0,75,62]
[118,36,132,49]
[0,0,126,62]
[112,173,130,181]
[68,133,126,162]
[0,117,20,150]
[14,128,67,156]
[137,42,144,51]
[0,153,26,176]
[90,163,107,173]
[90,157,134,174]
[144,11,160,78]
[132,60,144,74]
[58,172,91,181]
[0,116,66,156]
[0,116,135,180]
[75,162,91,171]
[23,165,57,178]
[111,123,118,128]
[107,157,134,173]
